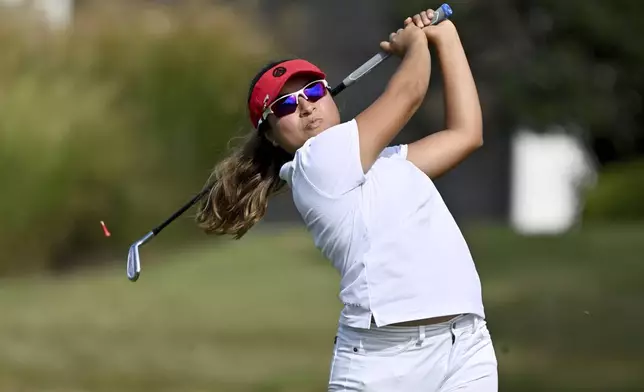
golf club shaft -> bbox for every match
[128,3,454,281]
[152,187,211,236]
[147,3,453,239]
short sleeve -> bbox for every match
[292,119,366,197]
[379,144,408,159]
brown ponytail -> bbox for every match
[195,127,292,239]
[196,58,297,239]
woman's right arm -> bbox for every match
[355,20,430,173]
[405,16,484,179]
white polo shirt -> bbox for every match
[279,119,485,329]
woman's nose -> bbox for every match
[298,95,315,115]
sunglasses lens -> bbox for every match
[304,81,327,102]
[268,81,327,119]
[272,95,298,118]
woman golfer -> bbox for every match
[197,8,498,392]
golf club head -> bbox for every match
[127,231,154,282]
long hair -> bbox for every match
[195,59,293,239]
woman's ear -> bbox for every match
[264,130,279,147]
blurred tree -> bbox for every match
[394,0,644,165]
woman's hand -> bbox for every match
[406,8,459,48]
[379,23,426,58]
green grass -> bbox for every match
[1,223,643,391]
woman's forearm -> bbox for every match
[385,39,431,110]
[436,32,482,143]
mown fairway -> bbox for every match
[1,224,643,391]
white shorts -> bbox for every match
[328,313,498,391]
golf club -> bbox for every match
[126,3,453,282]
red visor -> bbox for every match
[248,59,326,129]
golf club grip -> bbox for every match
[330,3,453,96]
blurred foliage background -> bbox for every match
[0,0,277,275]
[0,0,643,391]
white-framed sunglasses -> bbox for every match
[258,79,330,129]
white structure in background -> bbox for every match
[0,0,73,29]
[510,127,598,235]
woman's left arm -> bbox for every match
[406,18,483,179]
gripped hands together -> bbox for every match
[379,21,426,58]
[380,8,458,57]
